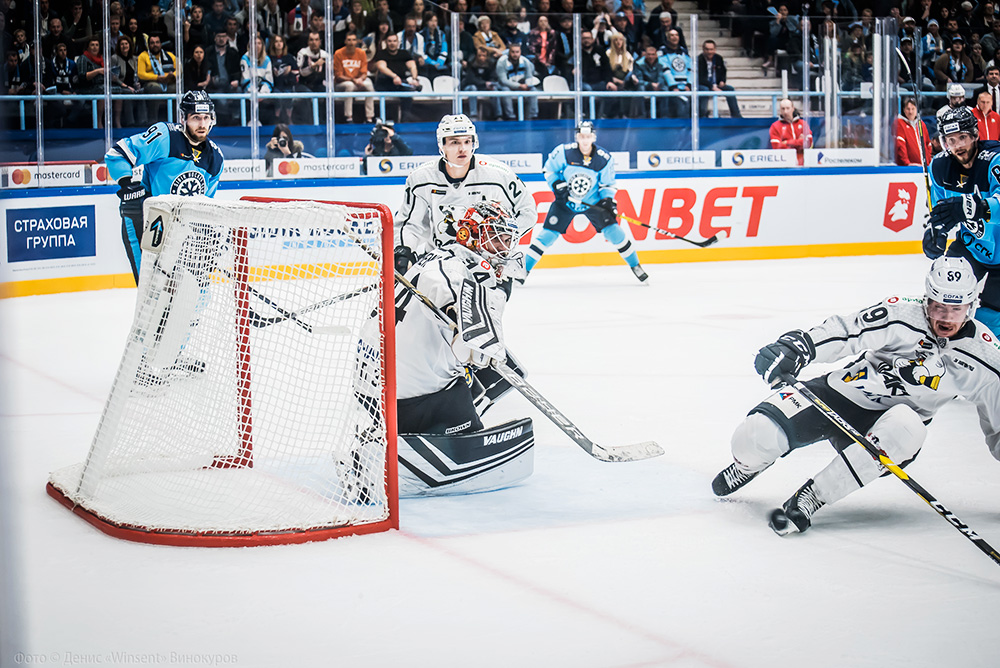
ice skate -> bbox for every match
[769,479,825,536]
[712,462,765,497]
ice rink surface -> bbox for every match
[2,254,1000,668]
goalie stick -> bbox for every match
[779,372,1000,568]
[394,269,664,463]
[618,212,726,248]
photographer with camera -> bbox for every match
[364,119,413,157]
[265,124,306,175]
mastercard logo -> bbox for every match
[278,160,300,175]
[10,168,31,185]
[95,165,109,182]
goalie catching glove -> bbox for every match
[117,177,150,224]
[924,193,987,259]
[394,245,417,274]
[754,330,815,385]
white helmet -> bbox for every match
[925,256,981,323]
[437,114,479,156]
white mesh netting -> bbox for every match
[48,196,395,543]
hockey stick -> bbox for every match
[779,372,1000,568]
[895,46,933,214]
[395,269,664,462]
[246,282,379,330]
[618,212,726,248]
[220,267,315,334]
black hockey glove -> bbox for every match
[117,177,149,224]
[596,197,617,216]
[394,245,417,274]
[754,330,816,386]
[924,194,986,259]
[553,180,569,202]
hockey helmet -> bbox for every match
[947,83,966,101]
[925,256,981,324]
[575,121,596,137]
[938,105,978,139]
[437,114,479,155]
[180,90,216,125]
[455,201,520,263]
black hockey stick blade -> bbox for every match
[779,373,1000,568]
[491,361,664,462]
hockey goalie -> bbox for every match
[394,201,534,497]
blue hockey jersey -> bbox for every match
[928,139,1000,267]
[543,142,616,213]
[105,122,224,198]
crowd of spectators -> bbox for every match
[1,0,735,126]
[8,0,999,129]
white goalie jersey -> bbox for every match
[394,243,509,400]
[394,156,537,256]
[807,295,1000,458]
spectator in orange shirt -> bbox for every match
[895,97,932,166]
[973,89,1000,141]
[769,98,812,165]
[334,32,376,123]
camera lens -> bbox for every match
[278,137,287,147]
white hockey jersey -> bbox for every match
[395,243,508,400]
[807,295,1000,458]
[394,155,537,256]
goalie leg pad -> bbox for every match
[398,417,534,497]
[139,268,204,371]
[811,404,927,506]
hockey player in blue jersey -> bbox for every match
[525,122,648,283]
[924,105,1000,333]
[106,90,225,284]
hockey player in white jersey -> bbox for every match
[393,114,536,277]
[712,257,1000,535]
[395,201,522,433]
[394,202,535,496]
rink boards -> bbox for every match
[0,166,927,298]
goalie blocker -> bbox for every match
[398,418,534,496]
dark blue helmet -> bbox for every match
[180,90,215,123]
[938,105,978,139]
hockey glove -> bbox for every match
[754,330,816,386]
[117,177,149,224]
[924,194,986,259]
[394,245,417,274]
[553,180,569,202]
[596,197,617,216]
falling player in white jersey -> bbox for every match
[393,114,537,281]
[394,201,523,433]
[712,257,1000,535]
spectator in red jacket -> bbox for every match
[769,98,812,165]
[973,90,1000,141]
[895,97,932,165]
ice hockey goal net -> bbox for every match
[47,195,398,546]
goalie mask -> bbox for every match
[436,114,479,156]
[924,256,981,333]
[455,202,520,264]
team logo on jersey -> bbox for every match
[568,173,595,199]
[170,171,207,196]
[963,218,986,238]
[191,147,202,163]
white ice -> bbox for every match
[3,254,999,668]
